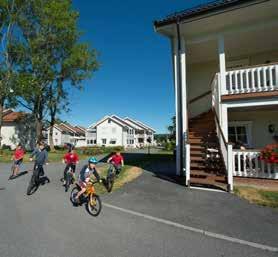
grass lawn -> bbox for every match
[0,150,95,163]
[90,164,142,195]
[234,186,278,208]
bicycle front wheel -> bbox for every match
[86,194,102,216]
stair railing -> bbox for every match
[211,74,234,192]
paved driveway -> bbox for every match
[0,159,277,257]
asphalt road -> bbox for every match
[0,160,277,257]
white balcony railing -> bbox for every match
[233,150,278,179]
[224,63,278,95]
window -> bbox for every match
[87,140,90,144]
[228,121,252,147]
[55,139,58,143]
[108,119,111,124]
[102,139,107,145]
[138,138,144,143]
[94,140,97,144]
[55,132,58,136]
[90,140,93,144]
[110,140,116,145]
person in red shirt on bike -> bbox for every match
[10,144,25,178]
[62,147,79,185]
[107,150,124,176]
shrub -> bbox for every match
[76,146,124,156]
[164,141,175,151]
[2,144,11,151]
[260,143,278,164]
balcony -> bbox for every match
[221,63,278,101]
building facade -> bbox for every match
[154,0,278,190]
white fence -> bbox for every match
[233,150,278,179]
[225,64,278,95]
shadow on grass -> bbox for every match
[99,152,227,191]
[99,152,183,186]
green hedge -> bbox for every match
[75,146,124,156]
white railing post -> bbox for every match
[275,65,278,88]
[227,144,233,192]
[185,143,190,187]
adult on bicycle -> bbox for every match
[10,144,25,179]
[62,147,79,185]
[29,141,49,179]
[75,157,101,203]
[107,150,124,176]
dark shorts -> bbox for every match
[113,164,122,174]
[14,159,23,166]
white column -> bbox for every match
[172,37,181,176]
[180,37,189,178]
[218,35,227,95]
[180,37,188,143]
[221,103,228,141]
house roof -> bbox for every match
[51,123,86,135]
[134,120,156,132]
[111,115,137,129]
[3,110,25,122]
[74,126,86,136]
[124,117,155,132]
[89,116,129,129]
[154,0,257,28]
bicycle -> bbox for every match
[70,178,102,216]
[106,163,116,193]
[26,164,41,195]
[64,165,75,192]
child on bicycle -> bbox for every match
[29,141,49,178]
[75,157,101,202]
[107,150,124,176]
[10,144,25,179]
[62,147,79,185]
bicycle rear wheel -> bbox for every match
[86,194,102,216]
[70,186,79,205]
[106,173,115,193]
[65,172,72,192]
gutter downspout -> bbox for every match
[176,20,185,177]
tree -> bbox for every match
[11,0,98,144]
[167,116,176,141]
[0,0,24,147]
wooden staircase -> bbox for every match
[188,110,228,190]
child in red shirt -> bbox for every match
[10,144,25,178]
[107,150,124,175]
[62,148,79,184]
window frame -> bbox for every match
[228,121,252,147]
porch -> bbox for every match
[154,0,278,191]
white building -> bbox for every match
[46,123,86,147]
[154,0,278,191]
[1,109,36,150]
[87,115,155,148]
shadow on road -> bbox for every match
[9,170,29,180]
[27,176,50,196]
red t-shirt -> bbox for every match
[64,153,79,164]
[14,149,25,160]
[111,154,123,165]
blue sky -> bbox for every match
[61,0,208,133]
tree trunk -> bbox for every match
[49,121,55,151]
